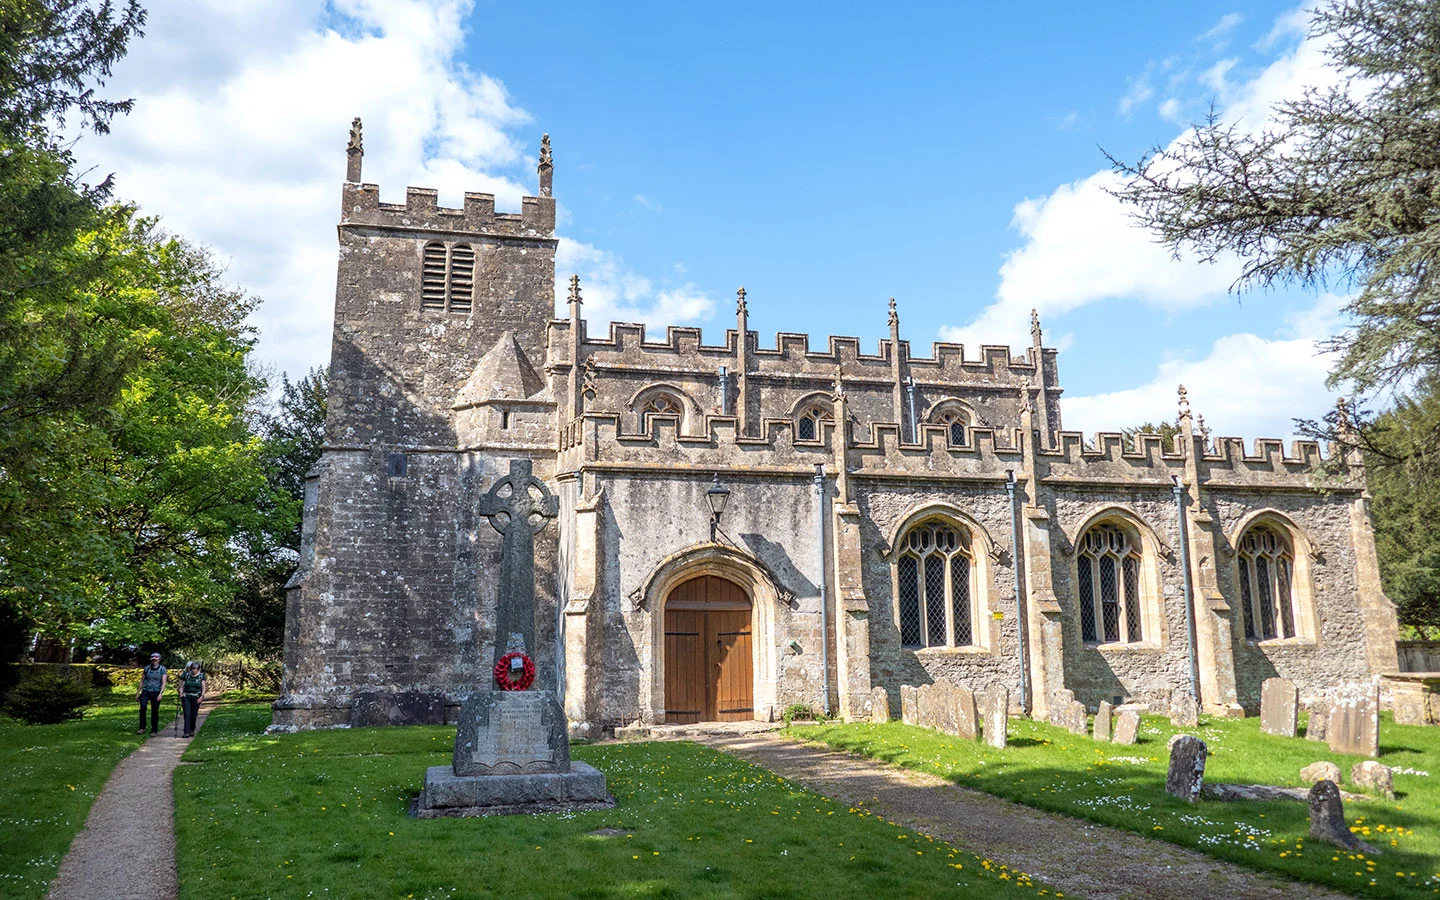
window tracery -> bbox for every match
[933,409,968,445]
[896,519,977,649]
[1076,523,1144,644]
[1238,525,1298,641]
[795,405,832,442]
[641,393,684,420]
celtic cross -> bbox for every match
[477,459,558,671]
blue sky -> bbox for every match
[78,0,1343,438]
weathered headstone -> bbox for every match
[1306,700,1331,742]
[1166,735,1207,802]
[1350,760,1395,799]
[1055,699,1088,736]
[1259,677,1298,738]
[1308,780,1376,852]
[869,686,890,723]
[956,685,979,740]
[1300,761,1342,785]
[1169,692,1199,728]
[1112,706,1141,745]
[900,685,919,726]
[918,682,961,736]
[1327,684,1380,758]
[982,684,1009,749]
[1093,700,1113,742]
[418,460,613,817]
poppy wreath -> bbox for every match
[493,652,536,691]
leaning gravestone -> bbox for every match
[1112,706,1141,745]
[1169,692,1199,728]
[869,686,890,723]
[1308,780,1376,852]
[1306,700,1331,742]
[1093,700,1113,742]
[1260,677,1298,737]
[417,460,613,816]
[983,684,1009,749]
[900,685,919,725]
[956,685,979,739]
[1327,684,1380,758]
[1166,735,1207,803]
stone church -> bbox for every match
[274,125,1400,733]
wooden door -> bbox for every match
[663,576,753,723]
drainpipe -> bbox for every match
[903,376,917,443]
[1172,474,1201,704]
[1005,470,1031,715]
[814,462,831,717]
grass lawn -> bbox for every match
[0,685,149,900]
[176,705,1057,899]
[792,711,1440,899]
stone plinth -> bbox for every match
[416,761,614,817]
[1259,678,1298,737]
[453,690,570,776]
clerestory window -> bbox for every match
[896,520,977,649]
[1238,525,1298,641]
[1077,523,1144,644]
[796,405,832,442]
[420,241,474,312]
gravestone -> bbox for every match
[1350,760,1394,799]
[956,685,979,740]
[869,686,890,723]
[982,684,1008,749]
[1300,761,1342,785]
[417,460,613,816]
[1308,780,1376,852]
[900,685,919,726]
[1165,735,1207,802]
[1306,700,1331,742]
[1327,684,1380,758]
[1169,692,1199,728]
[918,682,960,736]
[1112,706,1141,745]
[1259,677,1298,738]
[1093,700,1113,742]
[1055,699,1088,736]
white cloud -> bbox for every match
[1063,296,1343,439]
[633,193,662,212]
[557,239,714,329]
[941,3,1336,355]
[1201,57,1240,101]
[74,0,707,382]
[1199,13,1245,46]
[1118,63,1156,116]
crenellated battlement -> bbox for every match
[340,182,556,239]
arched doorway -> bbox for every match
[663,575,753,724]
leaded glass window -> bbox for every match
[1238,525,1297,641]
[796,405,832,442]
[896,520,977,649]
[1076,523,1144,645]
[931,409,968,445]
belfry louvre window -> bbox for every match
[896,520,976,649]
[420,241,474,312]
[1238,525,1297,641]
[1076,523,1143,644]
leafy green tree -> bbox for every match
[1121,420,1183,452]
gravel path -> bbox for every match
[45,702,215,900]
[702,732,1358,900]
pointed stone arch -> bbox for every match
[1225,508,1319,643]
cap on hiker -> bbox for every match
[150,653,161,660]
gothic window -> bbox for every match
[641,393,684,421]
[1076,523,1144,644]
[796,405,832,442]
[420,241,474,312]
[933,410,968,445]
[896,520,977,649]
[1238,525,1298,641]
